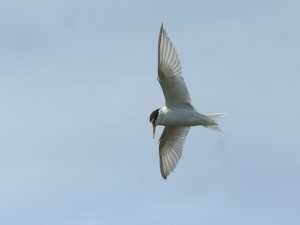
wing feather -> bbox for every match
[158,25,193,109]
[159,126,190,179]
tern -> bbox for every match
[149,24,226,179]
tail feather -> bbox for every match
[206,125,223,132]
[206,113,227,121]
[205,113,227,132]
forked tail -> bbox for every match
[205,113,227,132]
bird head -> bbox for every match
[149,108,160,138]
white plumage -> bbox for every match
[150,24,226,179]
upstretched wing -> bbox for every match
[159,126,190,179]
[158,24,193,109]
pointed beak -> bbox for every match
[152,123,156,139]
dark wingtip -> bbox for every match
[160,23,166,35]
[159,23,164,35]
[161,169,168,180]
[162,174,167,180]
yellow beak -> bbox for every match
[152,123,156,139]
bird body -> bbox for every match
[155,106,217,127]
[149,24,225,179]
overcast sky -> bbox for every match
[1,0,300,225]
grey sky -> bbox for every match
[1,0,300,225]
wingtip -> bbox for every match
[160,23,164,33]
[160,169,168,180]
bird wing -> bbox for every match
[159,126,190,179]
[158,24,193,109]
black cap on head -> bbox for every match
[149,108,160,124]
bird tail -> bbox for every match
[205,113,227,132]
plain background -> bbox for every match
[1,0,300,224]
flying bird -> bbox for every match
[149,24,226,179]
